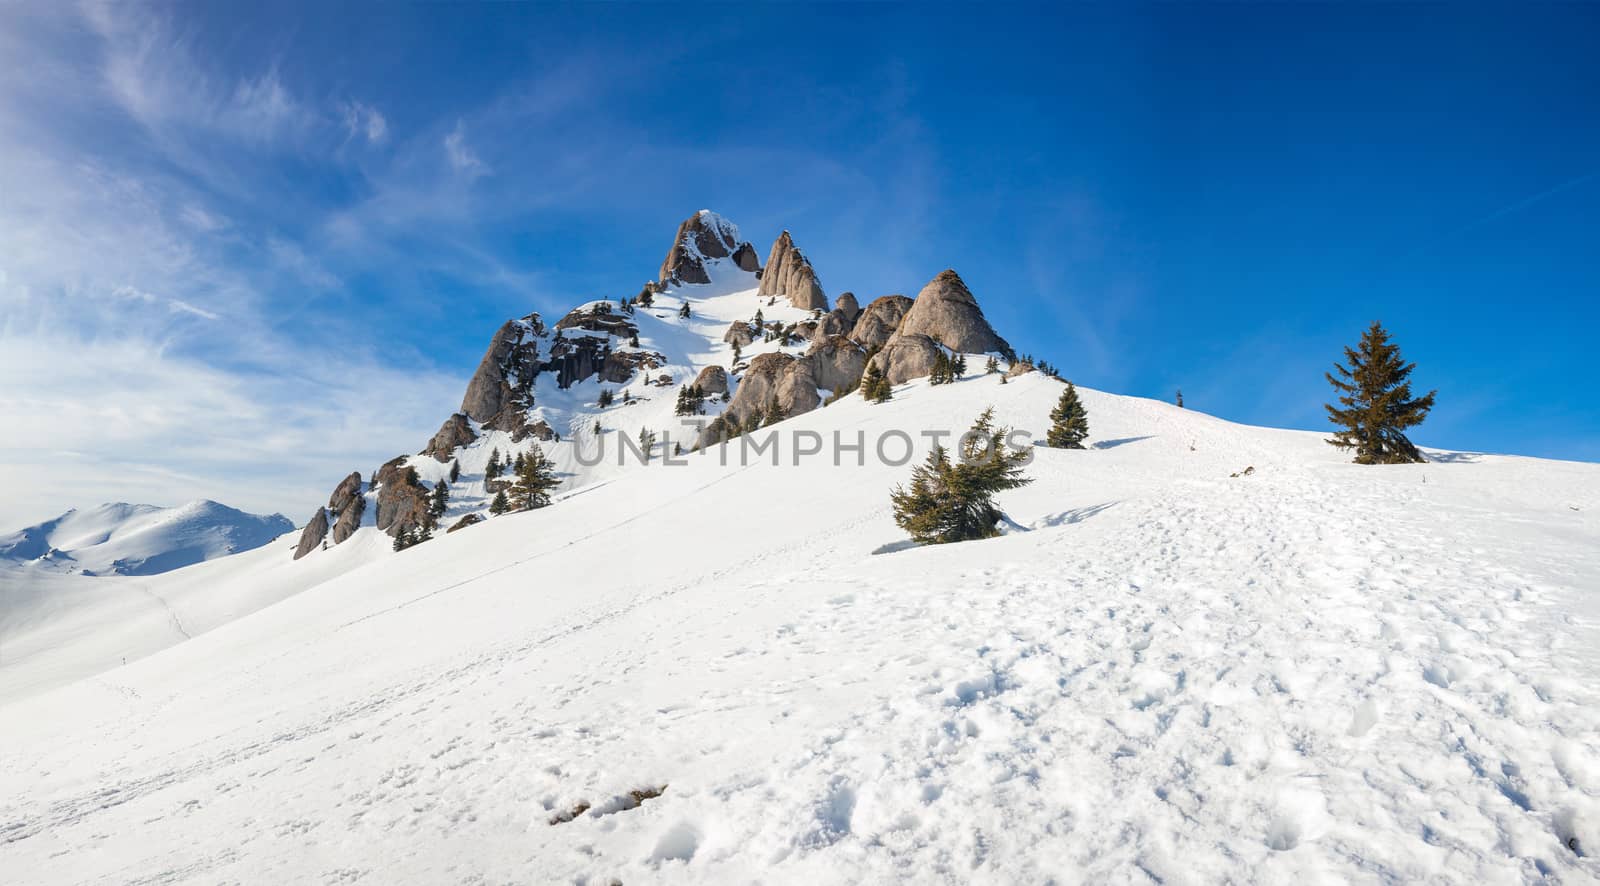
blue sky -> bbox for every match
[1,3,1596,528]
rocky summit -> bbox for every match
[290,210,1019,560]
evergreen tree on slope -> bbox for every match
[1325,321,1436,464]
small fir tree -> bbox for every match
[985,356,999,375]
[637,427,656,462]
[890,410,1032,544]
[1175,389,1184,409]
[862,363,892,403]
[485,449,503,481]
[489,489,510,516]
[953,353,968,377]
[510,445,560,510]
[1325,321,1436,464]
[430,479,450,517]
[1046,382,1090,449]
[764,394,786,427]
[679,302,691,319]
[449,460,461,483]
[598,388,615,408]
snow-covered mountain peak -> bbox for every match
[0,500,293,577]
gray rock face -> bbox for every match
[331,495,364,544]
[848,295,913,349]
[424,413,476,462]
[813,308,852,343]
[722,319,756,349]
[890,269,1011,356]
[731,242,760,273]
[373,458,431,538]
[659,210,753,285]
[868,333,943,385]
[293,508,329,560]
[600,349,666,385]
[757,231,828,311]
[805,336,868,393]
[694,364,729,395]
[461,315,543,427]
[328,472,362,514]
[835,292,860,324]
[775,361,822,418]
[724,352,795,426]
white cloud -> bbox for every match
[112,284,221,321]
[444,119,489,178]
[340,100,388,144]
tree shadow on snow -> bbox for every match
[1032,501,1118,529]
[1423,451,1483,464]
[1092,436,1155,450]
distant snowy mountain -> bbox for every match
[0,500,293,577]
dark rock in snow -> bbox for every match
[331,495,364,544]
[722,320,756,349]
[868,333,944,385]
[424,413,477,462]
[446,513,482,534]
[328,472,362,514]
[293,508,328,560]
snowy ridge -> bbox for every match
[0,500,292,577]
[1,373,1597,883]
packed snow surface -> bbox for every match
[2,376,1598,884]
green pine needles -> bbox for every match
[1326,321,1436,464]
[1046,382,1090,449]
[891,408,1032,545]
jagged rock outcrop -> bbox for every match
[600,349,666,384]
[775,362,822,417]
[658,210,754,285]
[723,352,794,425]
[722,320,756,349]
[331,495,364,544]
[555,304,638,337]
[731,242,760,273]
[424,413,476,462]
[868,333,943,385]
[293,508,328,560]
[373,458,431,538]
[849,295,913,349]
[1005,359,1036,379]
[804,336,868,392]
[757,231,828,311]
[461,314,544,431]
[328,472,362,514]
[812,308,852,343]
[889,270,1011,356]
[446,513,482,534]
[835,292,860,324]
[694,364,728,395]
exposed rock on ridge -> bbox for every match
[757,231,828,311]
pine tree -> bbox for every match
[1325,321,1436,464]
[930,351,951,385]
[637,286,654,308]
[430,479,450,517]
[1046,382,1090,449]
[890,411,1032,545]
[392,525,412,552]
[679,302,691,319]
[985,356,999,375]
[489,489,510,516]
[593,420,602,436]
[953,353,968,377]
[764,394,786,427]
[449,460,461,483]
[485,449,503,481]
[513,451,526,474]
[637,427,656,462]
[510,445,560,510]
[731,342,743,366]
[598,388,615,408]
[862,363,892,403]
[1175,389,1184,409]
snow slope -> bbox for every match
[0,500,292,577]
[2,373,1597,884]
